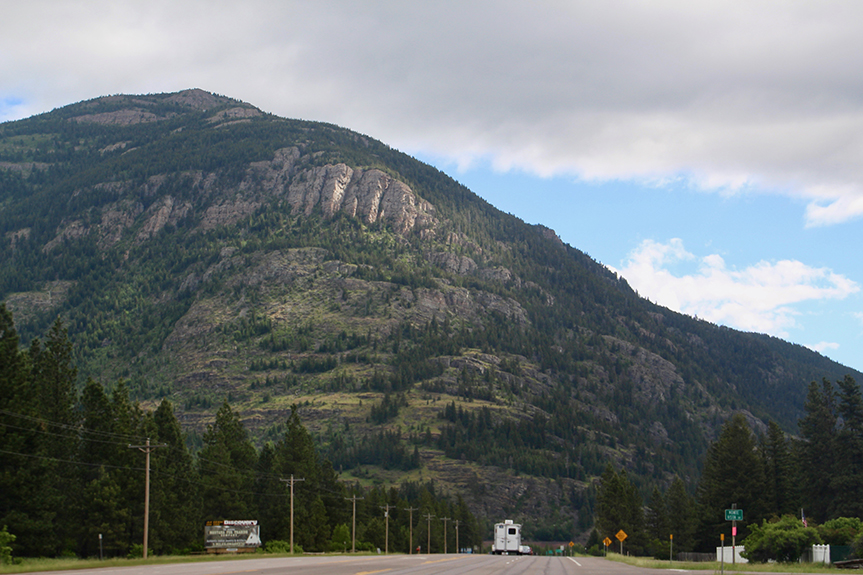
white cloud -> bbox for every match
[807,342,840,354]
[5,2,863,225]
[618,239,860,336]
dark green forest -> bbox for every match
[0,307,479,558]
[594,379,863,559]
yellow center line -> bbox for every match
[355,570,393,575]
[422,556,466,564]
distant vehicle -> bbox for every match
[493,520,523,555]
[519,545,532,555]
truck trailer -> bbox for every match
[493,520,523,555]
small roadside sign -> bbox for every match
[603,537,612,547]
[725,509,743,521]
[616,530,627,542]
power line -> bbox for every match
[0,408,147,442]
[0,447,146,472]
[0,420,136,446]
[0,447,291,498]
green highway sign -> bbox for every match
[725,509,743,521]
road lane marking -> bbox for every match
[355,570,392,575]
[422,556,466,564]
[568,557,582,566]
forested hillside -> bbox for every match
[1,89,859,541]
[0,308,478,557]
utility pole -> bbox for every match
[128,438,166,559]
[404,506,419,554]
[380,504,393,554]
[454,520,460,554]
[424,512,435,554]
[346,494,364,553]
[280,475,305,554]
[440,517,450,554]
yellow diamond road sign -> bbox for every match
[603,537,612,547]
[616,529,627,542]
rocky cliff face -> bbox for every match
[250,148,438,235]
[40,145,439,255]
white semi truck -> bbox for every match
[493,520,523,555]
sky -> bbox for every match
[1,1,861,372]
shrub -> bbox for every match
[819,517,863,545]
[0,526,15,564]
[127,543,154,558]
[265,540,303,554]
[742,515,822,563]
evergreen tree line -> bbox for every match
[594,376,863,558]
[0,306,479,558]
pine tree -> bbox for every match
[797,379,837,523]
[595,463,646,554]
[645,486,670,556]
[0,306,40,556]
[75,379,127,557]
[695,414,766,551]
[760,421,797,519]
[30,319,78,456]
[24,318,80,555]
[150,400,199,554]
[665,476,696,553]
[109,381,145,553]
[198,401,256,520]
[832,376,863,518]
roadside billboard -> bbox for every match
[204,520,261,552]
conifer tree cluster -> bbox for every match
[0,305,478,558]
[594,380,863,558]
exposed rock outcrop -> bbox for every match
[71,109,167,126]
[427,252,477,275]
[284,162,437,235]
[136,196,192,242]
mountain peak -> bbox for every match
[64,88,255,126]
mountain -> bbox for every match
[1,89,858,538]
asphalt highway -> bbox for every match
[20,554,682,575]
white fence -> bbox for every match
[716,545,748,564]
[811,544,830,564]
[716,544,832,564]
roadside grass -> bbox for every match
[0,553,289,574]
[606,553,837,572]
